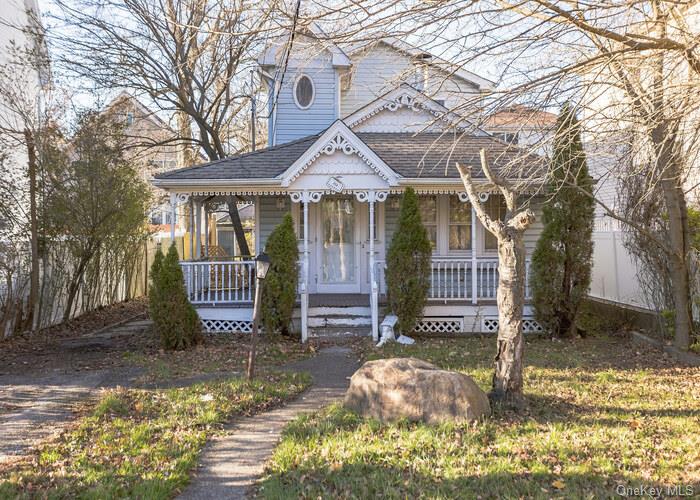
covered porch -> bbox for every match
[165,188,533,342]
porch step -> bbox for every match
[308,315,371,328]
[308,306,371,318]
[309,325,371,338]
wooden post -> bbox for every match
[369,194,378,341]
[247,273,263,379]
[301,195,309,343]
[204,204,210,258]
[471,205,478,304]
[195,200,202,259]
[189,199,194,260]
[169,193,176,243]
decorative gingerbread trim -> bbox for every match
[354,191,389,203]
[344,85,485,134]
[279,121,400,188]
[289,191,324,203]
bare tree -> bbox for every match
[51,0,282,256]
[307,0,700,352]
[0,22,53,331]
[458,152,534,405]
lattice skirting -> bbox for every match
[482,318,544,333]
[415,318,464,334]
[201,319,253,333]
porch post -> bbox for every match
[195,200,202,259]
[204,203,210,257]
[368,193,378,342]
[471,204,478,304]
[301,193,310,343]
[169,192,176,243]
[189,198,195,260]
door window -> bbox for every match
[321,198,356,283]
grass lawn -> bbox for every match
[259,334,700,499]
[0,372,310,499]
[124,332,315,384]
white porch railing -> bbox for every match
[180,257,531,306]
[374,257,531,301]
[180,260,255,304]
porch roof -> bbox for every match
[154,131,545,184]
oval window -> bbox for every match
[294,75,314,109]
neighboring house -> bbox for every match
[153,29,548,341]
[0,0,47,232]
[102,93,185,237]
[0,0,47,327]
[214,204,255,257]
[484,105,557,155]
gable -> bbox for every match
[340,43,416,116]
[279,120,400,190]
[344,85,488,135]
[258,28,351,69]
[341,40,492,116]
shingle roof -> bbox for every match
[154,131,544,182]
[154,134,319,180]
[359,133,544,179]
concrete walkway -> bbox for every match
[178,346,359,500]
[0,319,151,462]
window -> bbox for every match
[449,195,471,251]
[418,195,437,250]
[125,112,134,126]
[484,195,507,250]
[296,207,305,241]
[293,75,315,109]
[149,211,163,225]
[496,132,518,144]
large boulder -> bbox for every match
[343,357,490,424]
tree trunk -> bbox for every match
[663,180,692,350]
[63,255,91,323]
[492,228,527,406]
[653,117,693,351]
[24,129,40,332]
[558,239,573,337]
[227,197,251,257]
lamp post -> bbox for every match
[247,252,271,380]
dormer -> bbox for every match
[258,26,351,146]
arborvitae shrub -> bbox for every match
[531,105,595,337]
[261,213,299,336]
[385,187,432,335]
[149,243,202,349]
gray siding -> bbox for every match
[273,50,338,145]
[341,43,483,117]
[258,196,291,250]
[341,45,415,117]
[383,195,402,248]
[523,199,544,257]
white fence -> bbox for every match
[590,222,647,308]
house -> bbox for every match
[102,93,184,236]
[153,30,547,341]
[484,105,557,155]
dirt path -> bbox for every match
[0,320,151,462]
[178,346,359,500]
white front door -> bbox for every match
[316,197,363,293]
